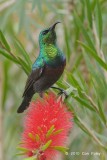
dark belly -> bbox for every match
[33,65,65,93]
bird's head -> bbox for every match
[39,21,61,47]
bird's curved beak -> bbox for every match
[49,21,61,31]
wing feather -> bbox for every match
[23,66,45,97]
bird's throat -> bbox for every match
[45,44,58,58]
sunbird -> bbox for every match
[17,21,68,113]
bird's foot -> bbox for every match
[51,86,68,99]
[57,89,68,99]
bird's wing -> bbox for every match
[23,64,45,97]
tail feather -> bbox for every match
[17,96,32,113]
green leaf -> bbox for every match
[50,146,69,154]
[0,30,11,52]
[96,0,103,46]
[17,147,29,152]
[91,0,97,11]
[35,134,39,142]
[32,0,38,11]
[23,156,37,160]
[76,69,88,93]
[37,0,43,18]
[15,152,26,156]
[14,38,32,67]
[66,102,75,112]
[77,41,107,70]
[94,131,107,142]
[0,49,20,64]
[97,100,106,125]
[103,146,107,153]
[71,55,82,73]
[0,48,30,75]
[42,140,52,151]
[56,81,67,90]
[44,0,57,14]
[82,51,104,87]
[2,61,9,109]
[46,125,54,139]
[38,126,42,132]
[64,24,71,61]
[28,133,35,141]
[74,96,95,112]
[53,129,64,136]
[51,146,69,150]
[85,0,92,27]
[18,1,26,33]
[18,57,30,75]
[74,12,96,51]
[18,57,30,74]
[65,71,82,90]
[103,153,106,160]
[74,116,90,135]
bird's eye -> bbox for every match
[42,30,49,35]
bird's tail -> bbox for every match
[17,96,32,113]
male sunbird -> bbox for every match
[17,21,68,113]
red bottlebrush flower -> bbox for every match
[18,93,73,160]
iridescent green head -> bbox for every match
[39,21,61,47]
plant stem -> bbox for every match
[77,116,106,151]
[73,88,107,127]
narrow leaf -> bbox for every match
[32,0,37,11]
[51,146,69,150]
[17,147,29,152]
[0,49,20,64]
[14,38,32,67]
[94,131,107,142]
[42,140,52,151]
[18,57,30,75]
[28,133,35,141]
[38,126,42,132]
[65,71,82,90]
[2,61,9,109]
[83,51,104,87]
[76,69,88,93]
[78,41,107,70]
[46,125,54,139]
[23,156,37,160]
[36,134,39,142]
[74,96,95,112]
[98,100,106,125]
[74,12,95,51]
[64,24,71,61]
[85,0,92,27]
[74,116,90,135]
[53,129,64,136]
[0,30,11,52]
[15,152,26,156]
[50,146,69,153]
[96,0,103,45]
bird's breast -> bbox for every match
[45,62,66,77]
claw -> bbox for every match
[57,89,68,99]
[51,86,69,99]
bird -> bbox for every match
[17,21,68,113]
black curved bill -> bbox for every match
[49,21,61,31]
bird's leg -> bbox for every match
[51,86,68,99]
